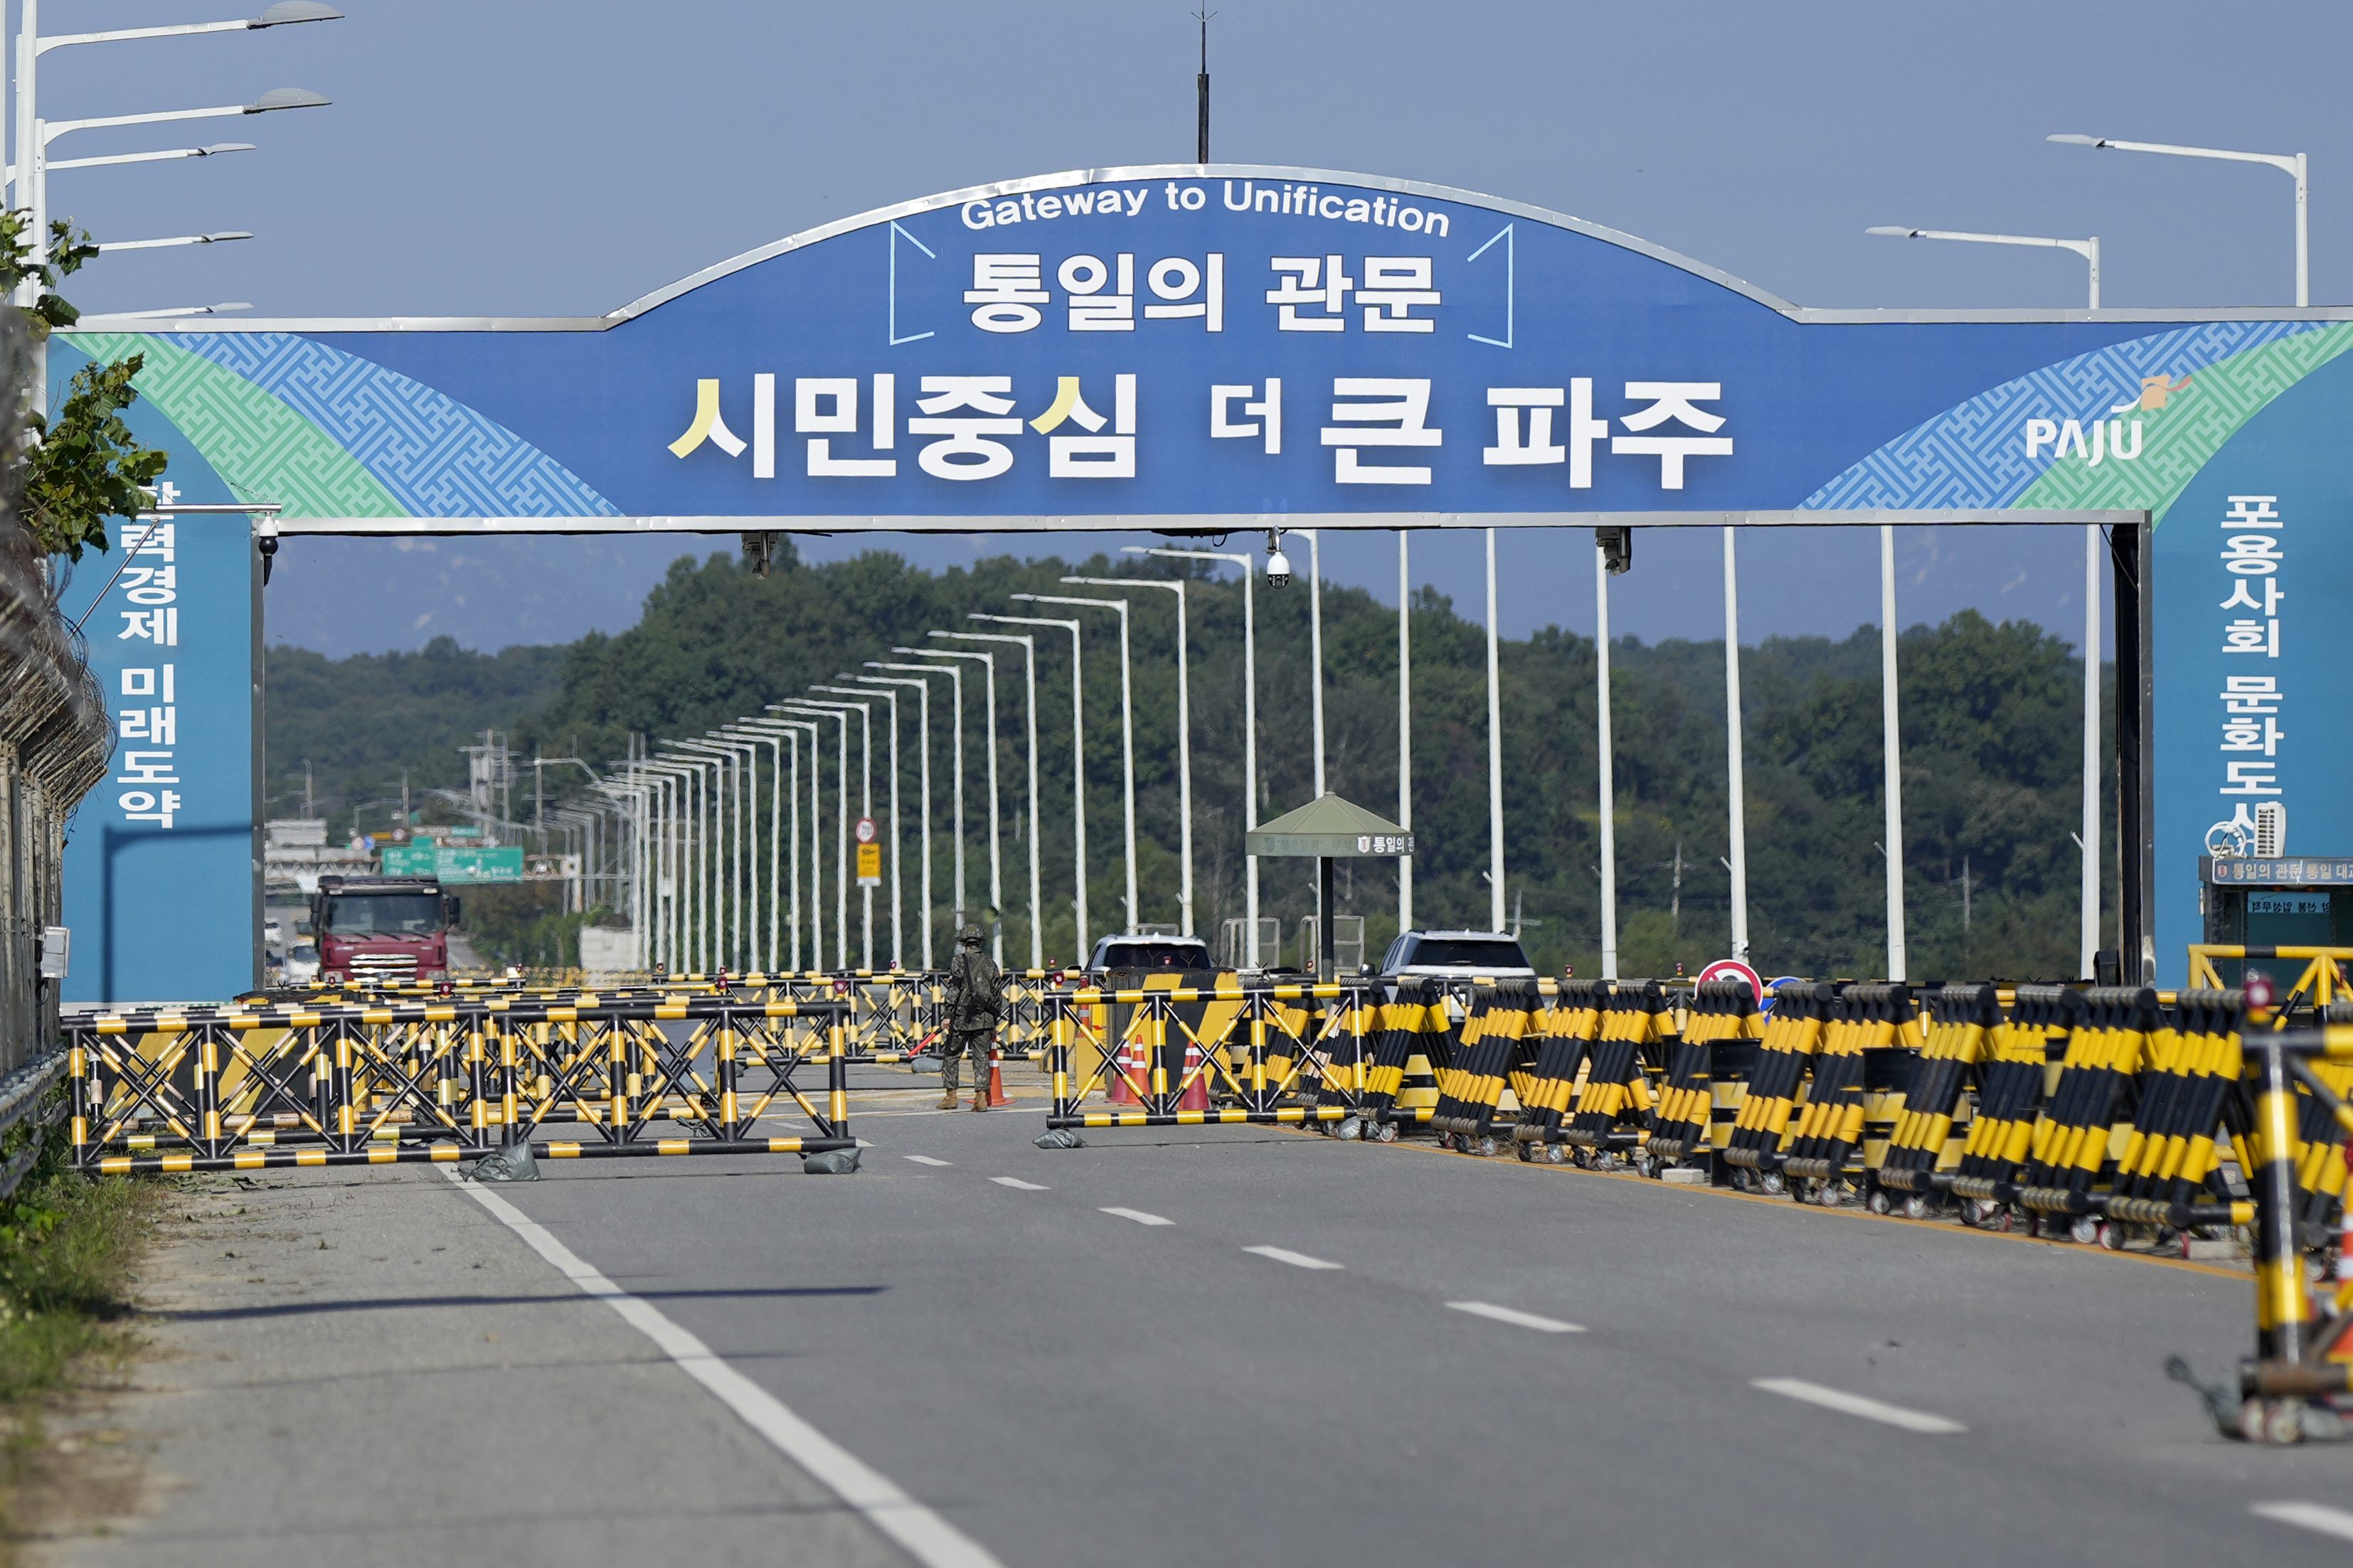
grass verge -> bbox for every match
[0,1110,158,1563]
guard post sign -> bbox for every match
[855,816,881,887]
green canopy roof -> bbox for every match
[1244,793,1415,858]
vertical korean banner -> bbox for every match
[53,344,261,1003]
[2154,350,2353,985]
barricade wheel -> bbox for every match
[1759,1170,1785,1196]
[2266,1399,2307,1447]
[1867,1189,1891,1216]
[1516,1140,1534,1162]
[1730,1167,1753,1193]
[1997,1208,2019,1234]
[1375,1122,1398,1144]
[1476,1134,1500,1158]
[1544,1142,1566,1164]
[2095,1222,2120,1251]
[1816,1182,1843,1208]
[1903,1195,1931,1221]
[2070,1216,2101,1246]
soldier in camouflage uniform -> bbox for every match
[938,924,1002,1111]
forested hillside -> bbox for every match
[267,540,2115,981]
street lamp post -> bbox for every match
[1300,528,1324,795]
[800,695,876,971]
[26,88,330,286]
[1488,528,1506,934]
[970,614,1085,961]
[938,633,1043,969]
[888,653,966,936]
[773,703,851,971]
[884,658,960,949]
[1396,533,1411,933]
[859,673,934,971]
[723,722,789,972]
[822,681,903,971]
[1102,563,1194,936]
[754,718,823,971]
[1144,547,1258,965]
[922,641,1005,966]
[1866,227,2100,308]
[674,737,749,969]
[2050,132,2309,306]
[1881,526,1907,983]
[1016,593,1136,934]
[645,757,708,971]
[11,0,341,296]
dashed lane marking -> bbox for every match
[1243,1244,1344,1271]
[1099,1207,1173,1225]
[992,1177,1048,1190]
[2251,1502,2353,1543]
[1750,1377,1965,1434]
[903,1155,952,1167]
[1445,1300,1585,1333]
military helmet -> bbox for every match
[960,924,983,945]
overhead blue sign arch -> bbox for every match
[52,162,2353,998]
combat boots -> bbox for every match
[970,1091,989,1112]
[936,1088,959,1110]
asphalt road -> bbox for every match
[452,1077,2353,1568]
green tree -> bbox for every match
[0,207,169,560]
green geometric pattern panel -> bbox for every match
[73,333,405,519]
[2017,323,2353,526]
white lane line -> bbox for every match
[903,1155,952,1167]
[1445,1300,1585,1333]
[991,1177,1048,1190]
[1099,1206,1172,1225]
[1750,1377,1965,1434]
[1244,1244,1344,1271]
[2252,1502,2353,1542]
[444,1170,1002,1568]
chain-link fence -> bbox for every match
[0,312,117,1085]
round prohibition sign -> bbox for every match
[854,816,878,845]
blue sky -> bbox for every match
[25,0,2349,656]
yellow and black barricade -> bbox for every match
[1723,980,1827,1188]
[65,993,857,1175]
[1043,982,1382,1131]
[1871,983,1996,1214]
[1558,979,1664,1163]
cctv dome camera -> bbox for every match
[1265,549,1292,587]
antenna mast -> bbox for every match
[1194,11,1214,164]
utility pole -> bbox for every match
[1194,11,1213,164]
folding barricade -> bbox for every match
[1509,980,1595,1162]
[64,993,856,1174]
[1871,983,1997,1217]
[1646,978,1760,1170]
[1556,979,1666,1166]
[1723,980,1829,1190]
[1773,981,1869,1200]
[1945,983,2074,1225]
[1044,982,1381,1131]
[2105,988,2250,1242]
[1363,981,1455,1139]
[1430,980,1543,1152]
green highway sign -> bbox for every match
[381,844,523,884]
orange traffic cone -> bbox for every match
[1108,1035,1144,1105]
[1177,1038,1209,1112]
[987,1050,1012,1107]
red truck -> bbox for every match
[307,874,460,987]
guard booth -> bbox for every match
[2197,855,2353,993]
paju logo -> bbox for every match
[2020,373,2192,466]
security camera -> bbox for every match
[1265,530,1292,588]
